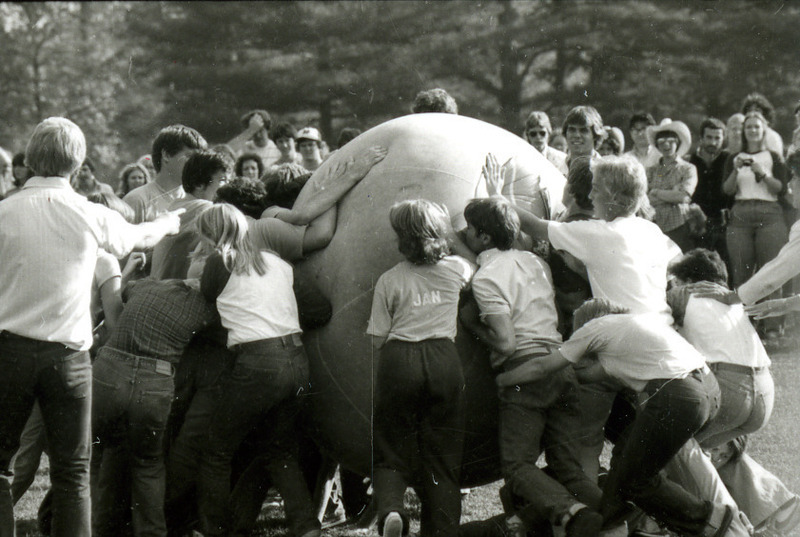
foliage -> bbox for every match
[2,1,799,176]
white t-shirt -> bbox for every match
[472,248,562,367]
[548,217,680,325]
[734,151,778,202]
[367,256,475,343]
[680,295,770,368]
[561,313,706,392]
[202,251,300,347]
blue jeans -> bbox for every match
[601,368,721,535]
[726,200,788,332]
[165,338,233,536]
[0,331,92,537]
[197,335,317,537]
[696,364,774,449]
[499,363,602,527]
[92,347,175,537]
[11,402,47,505]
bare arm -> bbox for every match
[302,206,338,255]
[227,114,264,153]
[514,204,551,242]
[98,276,122,334]
[130,209,184,250]
[276,146,387,226]
[459,301,516,356]
[495,350,571,387]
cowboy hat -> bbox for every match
[647,118,692,157]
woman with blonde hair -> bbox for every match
[194,203,320,537]
[116,162,150,197]
[723,111,790,342]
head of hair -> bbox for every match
[12,152,26,168]
[741,92,775,124]
[699,117,726,138]
[741,111,769,151]
[562,106,605,146]
[81,156,96,173]
[182,150,233,194]
[118,162,150,194]
[87,191,135,223]
[211,144,237,164]
[240,109,272,131]
[573,298,630,332]
[592,156,648,218]
[389,199,452,265]
[263,163,311,209]
[600,127,624,155]
[411,88,458,115]
[213,177,270,219]
[668,248,728,287]
[195,203,266,276]
[25,117,86,177]
[151,125,207,173]
[567,159,594,211]
[628,112,656,130]
[336,127,362,149]
[463,197,520,250]
[270,122,297,142]
[234,153,264,179]
[525,111,553,134]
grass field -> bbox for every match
[13,345,800,537]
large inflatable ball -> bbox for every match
[295,113,565,486]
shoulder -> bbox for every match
[122,183,153,205]
[440,255,476,280]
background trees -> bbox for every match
[1,1,798,186]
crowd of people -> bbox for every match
[0,87,800,537]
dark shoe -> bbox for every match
[565,507,603,537]
[383,511,404,537]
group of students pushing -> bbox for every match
[366,154,791,537]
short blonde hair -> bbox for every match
[25,117,86,177]
[592,156,648,218]
[195,203,266,276]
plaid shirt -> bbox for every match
[646,158,698,233]
[106,279,217,364]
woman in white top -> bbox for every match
[195,204,319,537]
[723,111,790,340]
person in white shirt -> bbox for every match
[0,117,183,537]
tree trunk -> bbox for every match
[497,0,522,132]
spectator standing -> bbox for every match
[270,122,302,168]
[227,109,282,167]
[124,125,207,223]
[688,118,733,266]
[741,93,784,157]
[296,127,325,172]
[116,162,151,198]
[624,112,660,169]
[71,156,115,197]
[234,153,263,182]
[0,117,183,537]
[645,119,698,251]
[723,111,790,342]
[561,106,604,166]
[523,111,568,176]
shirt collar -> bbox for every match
[22,176,73,190]
[476,247,503,267]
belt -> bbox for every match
[709,362,767,375]
[102,347,174,376]
[496,348,557,373]
[231,332,304,353]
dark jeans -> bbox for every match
[373,339,465,537]
[197,335,318,537]
[0,331,92,537]
[727,200,788,333]
[499,363,601,527]
[92,347,175,537]
[601,368,721,535]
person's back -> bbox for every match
[472,248,562,365]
